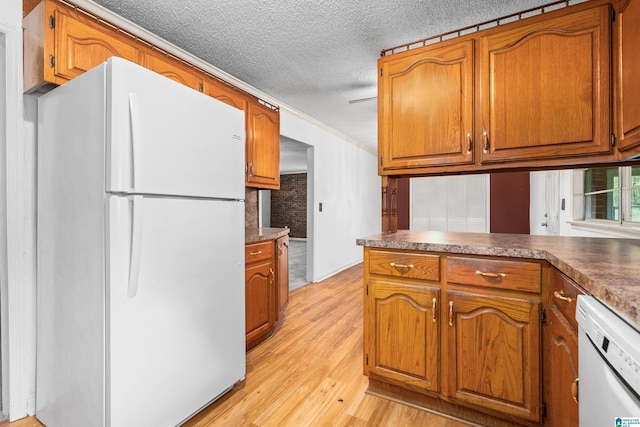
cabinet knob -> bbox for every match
[466,133,472,155]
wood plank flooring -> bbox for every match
[4,264,469,427]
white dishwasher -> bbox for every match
[576,295,640,427]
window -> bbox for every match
[573,166,640,234]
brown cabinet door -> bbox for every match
[246,101,280,189]
[365,279,440,393]
[445,290,541,422]
[543,306,579,427]
[53,8,141,82]
[379,40,474,172]
[204,77,247,111]
[245,259,274,345]
[480,5,612,163]
[615,0,640,152]
[276,235,289,319]
[143,53,203,91]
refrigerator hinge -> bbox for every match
[49,15,55,29]
[49,55,55,68]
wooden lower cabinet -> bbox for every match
[365,279,440,393]
[276,235,289,319]
[446,290,541,422]
[245,241,275,349]
[542,269,583,426]
[363,247,544,426]
[245,236,289,350]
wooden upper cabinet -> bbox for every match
[480,4,612,163]
[24,0,141,92]
[246,101,281,190]
[379,40,474,173]
[204,77,247,111]
[446,290,541,422]
[142,53,203,92]
[615,0,640,153]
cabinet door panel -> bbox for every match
[245,260,273,343]
[246,102,280,189]
[379,40,474,171]
[143,53,203,91]
[481,5,611,162]
[366,280,439,393]
[55,9,140,81]
[616,0,640,152]
[276,235,289,318]
[544,306,579,427]
[446,291,541,422]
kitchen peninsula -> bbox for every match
[245,227,290,349]
[357,231,640,426]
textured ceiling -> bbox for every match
[91,0,555,168]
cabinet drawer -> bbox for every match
[245,241,274,263]
[549,271,584,329]
[368,250,440,281]
[447,256,541,293]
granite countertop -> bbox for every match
[357,230,640,332]
[246,227,290,244]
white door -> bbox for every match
[106,57,245,200]
[107,195,245,427]
[544,171,560,235]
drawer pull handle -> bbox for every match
[390,262,415,271]
[432,298,437,323]
[250,250,263,256]
[554,290,573,303]
[448,301,454,326]
[572,377,579,403]
[269,267,274,282]
[466,133,472,155]
[475,270,506,279]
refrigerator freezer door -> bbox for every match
[106,57,245,200]
[108,195,245,426]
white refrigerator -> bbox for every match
[36,57,246,427]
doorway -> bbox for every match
[260,136,313,291]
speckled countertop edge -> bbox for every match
[357,230,640,332]
[246,227,290,244]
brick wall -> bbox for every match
[271,173,307,238]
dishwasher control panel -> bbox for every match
[576,295,640,398]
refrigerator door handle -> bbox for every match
[128,93,140,191]
[128,195,144,298]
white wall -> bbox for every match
[280,110,380,282]
[2,0,38,420]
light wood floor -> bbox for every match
[4,264,468,427]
